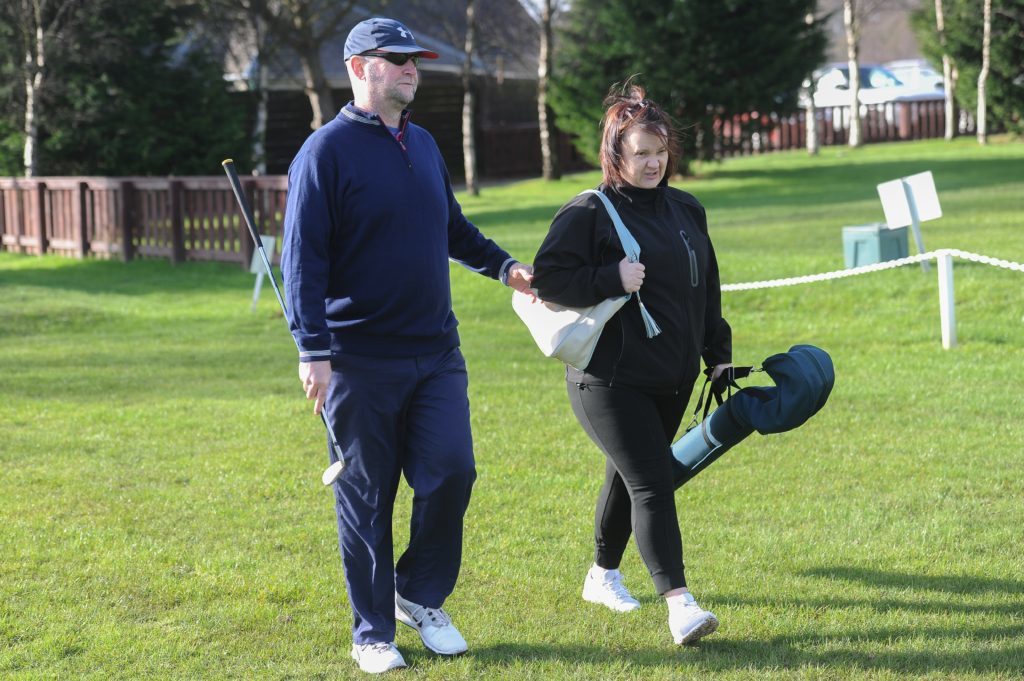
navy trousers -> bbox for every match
[323,347,476,644]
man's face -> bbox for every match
[362,53,419,110]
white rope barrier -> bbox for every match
[722,249,1024,292]
[721,249,1024,350]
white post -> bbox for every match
[937,251,956,349]
[249,234,276,312]
[251,271,265,312]
[902,178,930,272]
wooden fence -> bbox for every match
[1,99,966,265]
[0,175,287,267]
[716,98,960,156]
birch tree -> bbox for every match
[841,0,863,147]
[934,0,957,139]
[976,0,991,144]
[246,0,357,131]
[537,0,560,179]
[4,0,78,176]
[461,0,479,196]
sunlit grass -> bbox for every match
[2,137,1023,680]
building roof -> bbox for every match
[224,0,539,91]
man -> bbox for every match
[279,16,534,675]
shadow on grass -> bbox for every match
[693,157,1024,212]
[0,255,251,297]
[801,565,1024,595]
[694,627,1024,675]
[451,624,1024,676]
[450,567,1024,675]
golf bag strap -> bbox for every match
[580,189,662,338]
[686,365,758,430]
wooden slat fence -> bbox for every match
[0,175,288,267]
[715,98,960,156]
[0,99,974,264]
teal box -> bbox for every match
[842,223,909,268]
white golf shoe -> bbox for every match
[395,593,468,656]
[667,591,719,645]
[582,564,641,612]
[350,642,407,674]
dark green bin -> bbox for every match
[842,223,909,268]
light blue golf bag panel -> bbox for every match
[671,344,835,487]
[672,401,753,486]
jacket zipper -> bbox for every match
[678,230,699,287]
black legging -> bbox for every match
[567,379,693,595]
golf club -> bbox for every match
[222,159,345,486]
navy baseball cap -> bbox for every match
[344,18,439,60]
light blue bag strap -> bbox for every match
[579,189,662,338]
[580,189,641,263]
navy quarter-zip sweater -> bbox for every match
[281,103,516,360]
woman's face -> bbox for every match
[620,127,668,189]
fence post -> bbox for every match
[74,181,89,257]
[169,180,186,264]
[937,251,956,349]
[12,183,25,253]
[119,180,135,262]
[35,180,49,254]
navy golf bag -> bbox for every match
[672,344,835,487]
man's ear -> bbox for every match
[349,56,367,81]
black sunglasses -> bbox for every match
[361,51,420,67]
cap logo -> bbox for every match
[398,28,411,39]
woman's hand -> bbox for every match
[618,257,645,293]
[710,363,733,381]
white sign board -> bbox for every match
[876,171,942,228]
[250,235,277,310]
[249,234,276,273]
[876,171,941,270]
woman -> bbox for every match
[531,83,732,646]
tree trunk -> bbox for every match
[299,47,335,131]
[843,0,862,148]
[537,0,560,180]
[461,0,479,196]
[250,14,268,174]
[22,9,44,177]
[252,63,269,174]
[803,75,819,155]
[934,0,957,140]
[977,0,991,145]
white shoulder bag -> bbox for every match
[513,189,661,370]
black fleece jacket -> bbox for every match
[532,184,732,393]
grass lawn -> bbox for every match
[2,137,1023,680]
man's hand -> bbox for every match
[506,262,534,294]
[299,360,332,416]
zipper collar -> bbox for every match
[340,102,412,135]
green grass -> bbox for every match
[2,137,1023,680]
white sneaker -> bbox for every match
[667,592,719,645]
[350,642,407,674]
[395,593,468,656]
[582,565,641,612]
